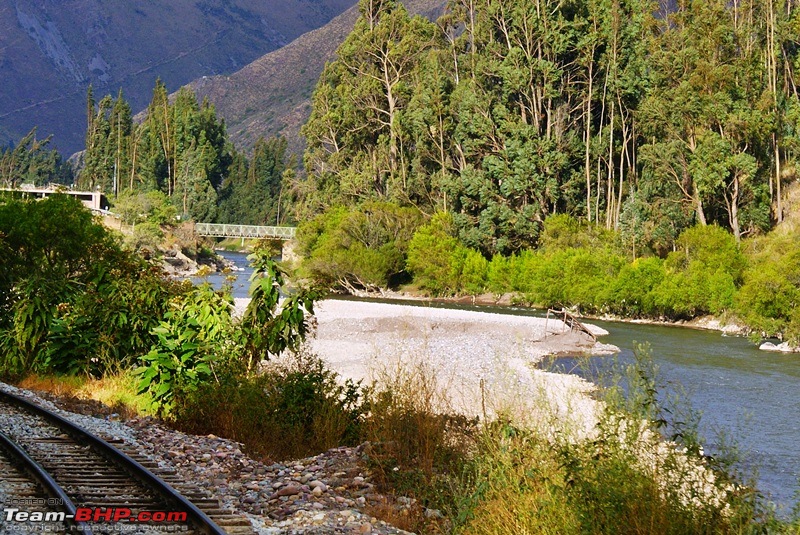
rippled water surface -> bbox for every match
[193,251,254,298]
[579,319,800,513]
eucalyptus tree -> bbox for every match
[439,0,584,254]
[638,0,772,241]
[301,0,438,215]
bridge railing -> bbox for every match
[195,222,296,240]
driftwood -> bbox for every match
[544,308,596,342]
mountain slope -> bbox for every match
[0,0,358,153]
[189,0,447,158]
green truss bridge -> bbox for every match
[194,223,296,240]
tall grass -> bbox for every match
[361,346,794,535]
[17,372,153,418]
[23,344,795,534]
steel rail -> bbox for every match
[0,390,228,535]
[0,430,94,534]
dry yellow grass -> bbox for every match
[17,373,152,417]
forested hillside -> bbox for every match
[299,0,800,252]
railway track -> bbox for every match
[0,441,70,534]
[0,389,253,535]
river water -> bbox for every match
[211,252,800,513]
[193,251,255,297]
[558,318,800,514]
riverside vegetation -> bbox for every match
[290,0,800,345]
[4,0,800,531]
[1,193,799,533]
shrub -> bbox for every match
[298,203,422,291]
[172,350,367,460]
[113,189,177,226]
[135,284,236,414]
[0,194,181,379]
[136,252,320,414]
[486,254,514,294]
[735,246,800,340]
[45,256,184,376]
[653,262,737,319]
[452,346,767,535]
[364,357,476,532]
[539,213,618,252]
[607,257,666,317]
[0,277,68,378]
[461,249,489,295]
[240,253,319,368]
[669,225,746,283]
[406,212,469,295]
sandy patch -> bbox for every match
[299,299,616,435]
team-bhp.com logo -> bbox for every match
[4,501,189,531]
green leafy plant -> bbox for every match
[135,284,235,413]
[240,252,319,369]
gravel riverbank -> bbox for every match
[237,298,618,433]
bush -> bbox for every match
[486,254,514,294]
[539,214,618,252]
[653,262,737,318]
[406,212,470,295]
[0,194,182,379]
[735,242,800,340]
[114,189,177,227]
[298,203,422,291]
[135,284,236,414]
[460,249,489,295]
[607,257,666,317]
[668,225,746,283]
[453,345,770,534]
[172,350,367,460]
[364,357,477,532]
[45,256,184,376]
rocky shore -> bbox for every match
[160,246,230,277]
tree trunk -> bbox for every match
[585,57,594,222]
[693,182,707,226]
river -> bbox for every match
[211,251,800,513]
[193,251,255,297]
[556,318,800,514]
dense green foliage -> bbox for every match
[135,284,236,412]
[291,0,800,340]
[135,251,319,412]
[298,0,800,256]
[0,129,73,187]
[217,136,290,225]
[0,195,184,378]
[297,202,423,291]
[79,83,291,226]
[407,215,753,318]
